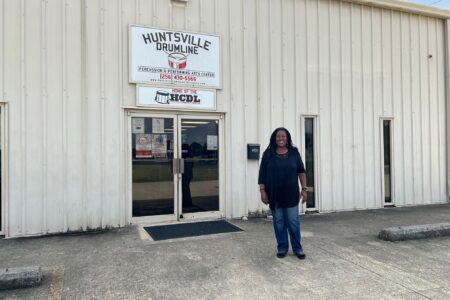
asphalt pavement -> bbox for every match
[0,204,450,299]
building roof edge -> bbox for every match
[343,0,450,19]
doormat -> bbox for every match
[144,220,243,241]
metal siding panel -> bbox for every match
[306,0,319,115]
[400,12,413,207]
[214,0,232,216]
[351,4,365,209]
[243,0,259,214]
[391,11,404,206]
[154,0,170,28]
[171,1,185,30]
[328,0,344,211]
[199,0,215,33]
[428,18,439,204]
[65,0,84,231]
[122,0,136,108]
[419,16,431,205]
[136,0,153,26]
[411,15,423,205]
[25,0,44,234]
[256,0,272,141]
[362,6,377,209]
[4,0,24,236]
[45,0,65,233]
[269,0,283,127]
[282,0,296,134]
[317,0,331,211]
[437,21,447,203]
[0,0,3,99]
[372,7,383,208]
[229,0,246,217]
[340,3,355,209]
[186,0,200,31]
[103,0,122,226]
[85,0,103,229]
[382,10,393,117]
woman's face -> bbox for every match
[275,130,287,148]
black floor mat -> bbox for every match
[144,220,243,241]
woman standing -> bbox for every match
[258,127,307,259]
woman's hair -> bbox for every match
[264,127,298,156]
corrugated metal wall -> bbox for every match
[0,0,447,237]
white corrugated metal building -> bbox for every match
[0,0,449,237]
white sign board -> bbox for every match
[137,85,216,111]
[130,25,221,88]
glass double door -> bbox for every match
[131,114,220,221]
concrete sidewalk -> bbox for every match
[1,204,450,299]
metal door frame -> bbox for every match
[127,111,224,225]
[300,115,320,213]
[177,114,223,221]
[380,117,395,207]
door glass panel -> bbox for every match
[305,118,315,209]
[132,117,175,217]
[383,120,392,203]
[181,119,219,213]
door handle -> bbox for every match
[172,158,179,174]
[179,158,184,174]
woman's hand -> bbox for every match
[301,190,307,203]
[260,190,269,205]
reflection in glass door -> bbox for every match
[131,116,176,217]
[179,118,219,216]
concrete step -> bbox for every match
[0,266,42,290]
[378,223,450,242]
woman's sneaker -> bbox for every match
[295,252,306,260]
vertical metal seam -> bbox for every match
[281,0,285,124]
[339,1,344,209]
[371,7,376,207]
[390,10,394,204]
[410,14,416,205]
[350,3,355,209]
[305,0,309,113]
[435,19,442,201]
[227,0,233,216]
[242,0,248,215]
[427,17,433,204]
[381,9,385,115]
[419,16,424,205]
[256,0,261,146]
[81,0,87,229]
[100,0,105,228]
[118,0,124,226]
[41,0,48,233]
[400,13,406,206]
[62,0,68,231]
[328,0,334,211]
[20,0,26,235]
[361,5,366,209]
[268,0,272,127]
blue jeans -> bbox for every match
[272,205,303,254]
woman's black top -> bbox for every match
[258,148,306,210]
